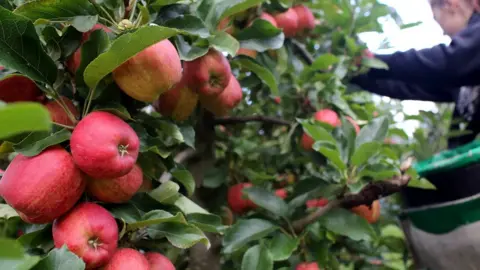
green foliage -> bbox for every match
[0,0,443,269]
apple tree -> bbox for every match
[0,0,434,269]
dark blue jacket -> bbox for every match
[352,13,480,148]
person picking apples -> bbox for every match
[350,0,480,269]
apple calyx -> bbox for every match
[118,144,130,157]
[88,238,104,250]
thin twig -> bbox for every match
[291,39,314,65]
[291,157,414,232]
[214,116,291,126]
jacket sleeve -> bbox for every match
[351,75,455,102]
[364,19,480,87]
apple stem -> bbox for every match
[83,86,97,118]
[53,122,75,130]
[129,0,138,22]
[54,95,78,125]
[99,6,118,26]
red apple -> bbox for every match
[83,24,111,41]
[145,252,175,270]
[87,164,143,203]
[345,116,360,134]
[293,5,316,31]
[301,109,340,151]
[351,200,381,224]
[113,39,182,102]
[70,111,140,179]
[105,248,150,270]
[153,80,199,122]
[0,74,44,103]
[217,17,235,34]
[275,189,288,199]
[314,109,341,127]
[259,12,278,27]
[53,202,118,269]
[273,96,281,104]
[0,147,85,224]
[228,183,254,214]
[301,132,315,150]
[306,198,329,209]
[44,97,80,126]
[137,177,153,193]
[200,74,243,116]
[237,48,257,58]
[273,8,299,38]
[66,24,111,74]
[183,49,232,96]
[296,262,321,270]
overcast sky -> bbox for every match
[358,0,451,135]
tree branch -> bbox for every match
[291,39,314,65]
[214,116,291,126]
[292,157,414,232]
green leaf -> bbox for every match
[171,168,195,197]
[355,116,389,148]
[150,0,183,9]
[243,186,289,218]
[13,129,71,157]
[76,29,110,87]
[311,53,340,70]
[179,126,195,149]
[14,0,98,32]
[235,19,284,52]
[209,31,239,57]
[302,121,337,145]
[234,56,278,95]
[408,177,436,190]
[186,213,227,233]
[0,103,52,140]
[223,219,278,254]
[32,245,85,270]
[350,142,381,166]
[196,0,263,30]
[149,181,181,205]
[202,167,227,188]
[0,7,57,84]
[84,25,182,89]
[362,57,388,69]
[381,225,405,239]
[320,208,376,241]
[173,195,209,215]
[174,35,210,61]
[0,238,40,270]
[267,233,299,261]
[94,102,131,120]
[108,203,142,223]
[17,224,52,250]
[0,204,19,219]
[127,210,186,231]
[313,141,347,171]
[165,15,210,38]
[241,244,273,270]
[147,222,210,249]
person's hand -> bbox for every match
[354,49,374,66]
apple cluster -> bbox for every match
[0,109,175,268]
[219,4,317,59]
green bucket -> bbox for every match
[404,139,480,234]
